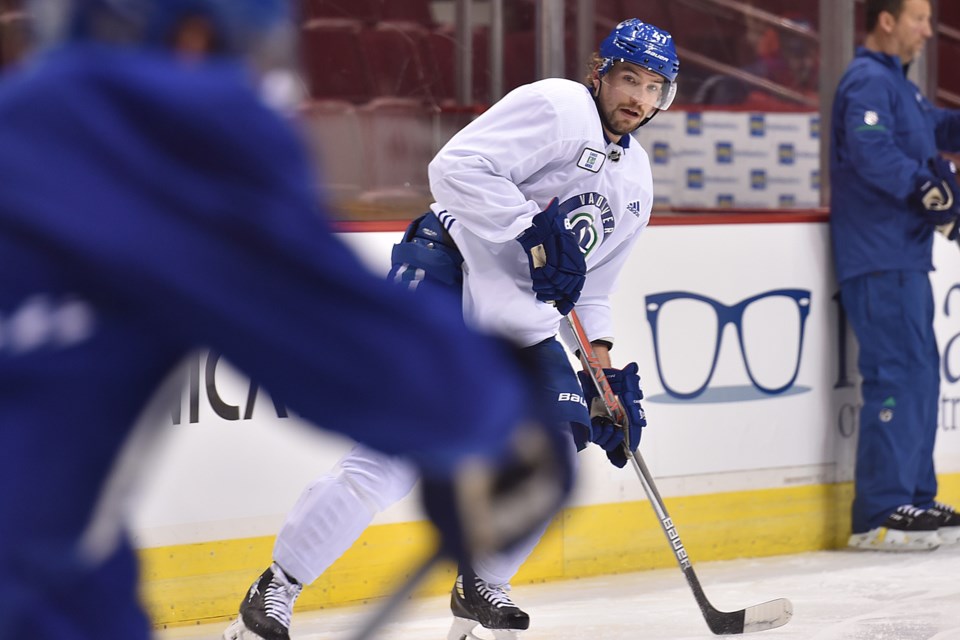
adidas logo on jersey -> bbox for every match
[626,201,642,217]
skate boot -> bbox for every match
[223,563,303,640]
[926,501,960,544]
[447,574,530,640]
[848,505,941,551]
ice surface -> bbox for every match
[158,545,960,639]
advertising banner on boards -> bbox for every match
[128,225,960,546]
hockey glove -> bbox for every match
[913,157,960,232]
[577,362,646,468]
[420,421,573,562]
[389,213,464,290]
[516,198,586,316]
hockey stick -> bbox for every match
[343,548,444,640]
[566,310,793,635]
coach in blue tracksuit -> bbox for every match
[830,0,960,551]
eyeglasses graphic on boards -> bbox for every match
[645,289,812,401]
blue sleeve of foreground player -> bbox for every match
[0,50,528,477]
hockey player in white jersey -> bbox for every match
[225,18,678,640]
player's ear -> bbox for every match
[591,71,601,97]
[171,15,217,57]
[877,10,897,34]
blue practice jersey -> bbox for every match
[0,44,530,639]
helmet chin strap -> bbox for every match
[637,109,660,128]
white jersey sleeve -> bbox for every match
[428,82,590,243]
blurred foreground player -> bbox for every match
[227,18,674,640]
[0,1,575,638]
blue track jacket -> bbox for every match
[830,47,960,283]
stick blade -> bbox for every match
[704,597,793,635]
[741,598,793,634]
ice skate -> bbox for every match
[223,563,303,640]
[447,574,529,640]
[848,505,941,551]
[926,501,960,544]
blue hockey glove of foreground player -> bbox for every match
[914,157,960,236]
[577,362,646,468]
[420,420,574,562]
[516,198,587,316]
[421,341,575,562]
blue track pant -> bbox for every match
[840,270,940,533]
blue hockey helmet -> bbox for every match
[31,0,294,55]
[598,18,679,110]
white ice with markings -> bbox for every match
[158,545,960,639]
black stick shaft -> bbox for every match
[565,311,744,634]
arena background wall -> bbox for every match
[131,114,960,629]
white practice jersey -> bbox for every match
[429,78,654,348]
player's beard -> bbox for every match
[596,84,650,137]
[599,102,644,137]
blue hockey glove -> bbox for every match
[913,157,960,231]
[420,339,576,562]
[516,198,586,316]
[420,421,574,562]
[577,362,646,468]
[389,213,464,291]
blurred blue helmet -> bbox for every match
[598,18,679,110]
[31,0,293,55]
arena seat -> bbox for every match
[300,19,374,103]
[503,30,536,93]
[300,0,381,24]
[380,0,434,27]
[938,39,960,98]
[421,25,490,106]
[0,0,27,70]
[298,100,365,202]
[358,22,433,100]
[356,97,437,203]
[613,1,673,33]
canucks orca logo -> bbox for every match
[558,192,616,257]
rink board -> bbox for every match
[131,221,960,627]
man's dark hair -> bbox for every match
[866,0,906,32]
